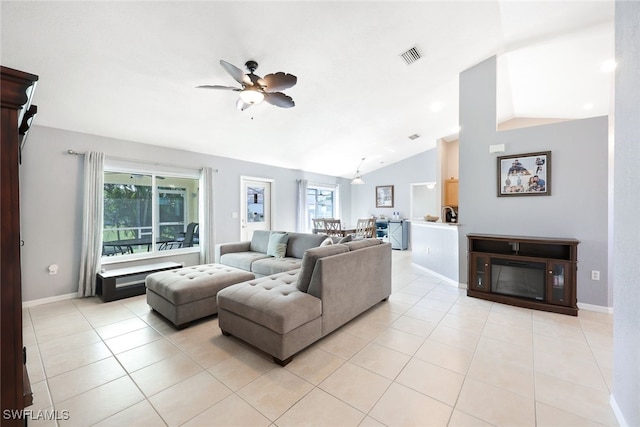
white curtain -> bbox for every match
[296,179,308,232]
[200,167,216,264]
[78,151,105,297]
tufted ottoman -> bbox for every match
[216,270,322,365]
[145,264,255,328]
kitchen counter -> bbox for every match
[411,220,460,228]
[411,220,459,285]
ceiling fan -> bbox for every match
[197,60,297,111]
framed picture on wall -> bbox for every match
[497,151,551,197]
[376,185,394,208]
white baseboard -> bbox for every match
[610,394,630,427]
[23,292,77,308]
[411,263,462,288]
[577,302,613,314]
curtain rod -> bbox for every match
[67,150,218,172]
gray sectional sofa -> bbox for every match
[146,230,343,329]
[215,230,331,276]
[216,238,392,365]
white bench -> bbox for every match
[96,262,181,302]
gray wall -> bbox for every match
[350,149,439,221]
[612,1,640,425]
[458,56,610,307]
[19,125,350,302]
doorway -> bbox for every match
[410,182,439,221]
[240,177,273,241]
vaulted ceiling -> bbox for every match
[1,1,614,178]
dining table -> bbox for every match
[312,228,356,237]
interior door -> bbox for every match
[241,178,272,241]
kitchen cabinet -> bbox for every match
[444,178,458,207]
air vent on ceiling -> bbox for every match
[408,134,421,140]
[401,47,422,65]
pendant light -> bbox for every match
[351,158,365,185]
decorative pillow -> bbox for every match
[338,234,353,243]
[266,232,289,258]
[320,237,333,247]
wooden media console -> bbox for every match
[467,233,579,315]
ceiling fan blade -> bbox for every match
[261,72,297,92]
[196,85,241,91]
[220,60,252,85]
[264,92,295,108]
[236,98,253,111]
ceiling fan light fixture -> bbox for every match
[239,88,264,105]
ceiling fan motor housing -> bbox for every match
[245,60,259,73]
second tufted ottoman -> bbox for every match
[145,264,255,328]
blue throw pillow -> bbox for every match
[267,232,289,258]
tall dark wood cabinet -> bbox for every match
[1,66,38,425]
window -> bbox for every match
[102,169,200,260]
[307,184,339,230]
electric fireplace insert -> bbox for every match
[490,258,546,300]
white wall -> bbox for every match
[19,125,350,301]
[612,1,640,425]
[458,56,610,307]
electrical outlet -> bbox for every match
[591,270,600,280]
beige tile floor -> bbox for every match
[23,251,618,426]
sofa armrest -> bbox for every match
[308,242,392,335]
[215,241,251,263]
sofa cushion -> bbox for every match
[219,252,271,271]
[251,257,302,276]
[217,271,322,334]
[267,232,289,258]
[296,244,350,293]
[285,232,327,259]
[344,238,382,251]
[249,230,274,253]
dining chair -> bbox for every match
[324,219,343,236]
[312,218,326,234]
[355,218,376,238]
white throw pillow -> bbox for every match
[320,237,333,247]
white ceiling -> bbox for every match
[1,1,614,178]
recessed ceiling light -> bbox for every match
[583,103,594,110]
[408,134,420,140]
[600,59,617,73]
[430,102,443,113]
